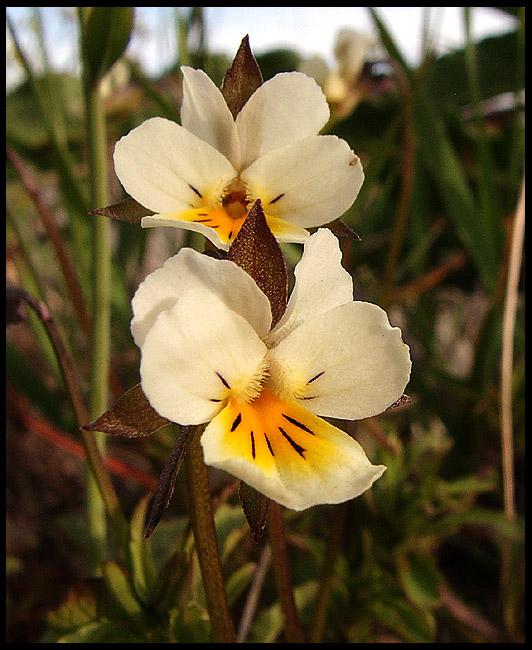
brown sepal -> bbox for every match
[91,197,154,223]
[221,35,263,119]
[323,218,362,240]
[238,481,271,544]
[82,383,170,438]
[228,199,287,328]
[144,425,198,538]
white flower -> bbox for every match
[131,229,411,510]
[114,67,364,250]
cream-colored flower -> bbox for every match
[131,229,411,510]
[114,67,364,250]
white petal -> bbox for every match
[201,390,386,511]
[131,247,272,348]
[140,289,268,425]
[113,117,236,213]
[236,72,330,171]
[267,301,411,420]
[268,229,353,346]
[241,135,364,228]
[140,213,230,250]
[180,66,241,169]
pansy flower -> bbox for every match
[113,67,364,249]
[131,229,411,511]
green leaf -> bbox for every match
[56,619,140,643]
[80,7,134,87]
[91,197,154,223]
[250,581,317,643]
[413,88,502,290]
[396,553,442,609]
[228,199,287,328]
[430,507,524,541]
[171,602,211,643]
[371,595,436,643]
[82,383,171,438]
[101,561,143,618]
[129,495,157,601]
[221,35,263,119]
[46,581,99,633]
[225,562,256,607]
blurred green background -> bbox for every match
[6,7,524,643]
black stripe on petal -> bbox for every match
[279,427,305,458]
[216,372,230,389]
[231,413,242,432]
[282,414,314,435]
[188,183,203,198]
[264,433,274,456]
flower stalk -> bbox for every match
[267,501,305,642]
[184,430,236,643]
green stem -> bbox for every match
[184,431,236,643]
[80,8,112,572]
[267,502,305,643]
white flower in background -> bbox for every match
[131,229,411,511]
[114,67,364,250]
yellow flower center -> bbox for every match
[212,387,326,472]
[173,177,252,244]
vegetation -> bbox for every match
[6,7,524,643]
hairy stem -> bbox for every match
[184,432,236,643]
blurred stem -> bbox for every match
[267,502,305,643]
[500,176,524,638]
[7,288,129,553]
[380,65,415,308]
[7,15,88,217]
[463,8,502,238]
[509,8,525,185]
[31,7,68,146]
[79,8,112,573]
[237,544,272,642]
[500,177,524,522]
[176,7,191,66]
[6,146,92,336]
[6,207,60,379]
[310,503,347,643]
[184,432,236,643]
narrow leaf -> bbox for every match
[228,199,287,328]
[82,383,170,438]
[144,425,198,538]
[396,553,442,609]
[221,35,263,119]
[101,561,142,617]
[91,197,154,223]
[81,7,134,86]
[129,495,157,600]
[238,481,271,544]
